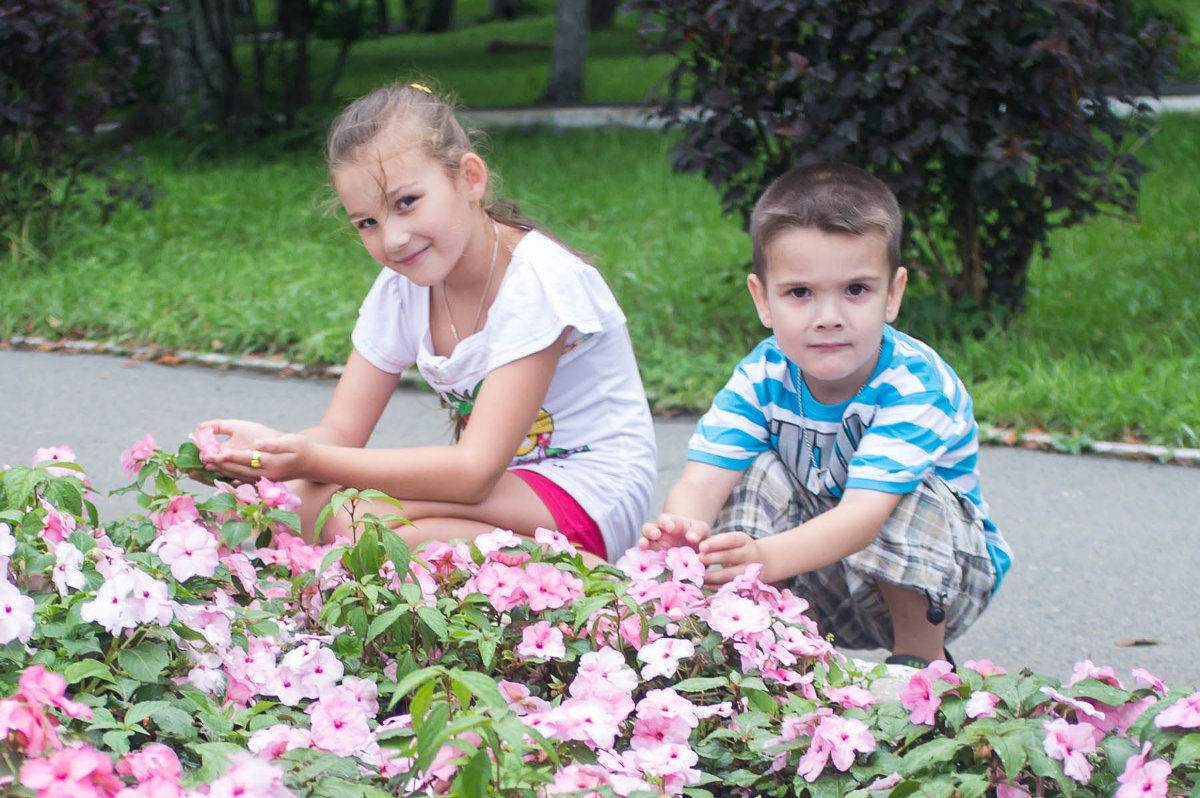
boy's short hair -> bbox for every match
[750,162,902,279]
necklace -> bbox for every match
[798,340,883,484]
[441,220,500,344]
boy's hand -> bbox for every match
[639,513,711,551]
[697,531,766,586]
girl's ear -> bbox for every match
[458,152,488,202]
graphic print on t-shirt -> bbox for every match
[444,382,590,463]
[769,413,868,498]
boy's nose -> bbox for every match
[813,297,843,328]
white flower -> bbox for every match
[0,579,35,643]
[52,541,86,595]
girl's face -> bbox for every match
[334,145,488,287]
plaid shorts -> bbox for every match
[713,451,997,651]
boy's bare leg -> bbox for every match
[877,579,946,663]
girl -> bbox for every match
[199,82,657,562]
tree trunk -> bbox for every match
[545,0,588,104]
[424,0,454,31]
[375,0,389,33]
[490,0,521,20]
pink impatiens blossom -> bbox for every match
[1115,741,1171,798]
[995,783,1033,798]
[308,690,372,757]
[0,578,36,643]
[1132,667,1168,694]
[249,724,313,759]
[964,690,1001,719]
[257,476,301,511]
[571,647,639,698]
[534,526,575,554]
[117,743,182,784]
[120,433,158,478]
[1042,717,1104,783]
[206,752,296,798]
[963,658,1007,677]
[823,685,877,710]
[20,744,123,798]
[188,426,222,460]
[637,637,695,680]
[520,562,583,611]
[17,665,93,720]
[152,520,220,582]
[796,714,876,782]
[32,445,82,479]
[152,494,199,531]
[615,547,666,580]
[705,592,771,638]
[546,763,610,798]
[1154,692,1200,729]
[38,498,76,545]
[516,620,566,660]
[664,546,706,585]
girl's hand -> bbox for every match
[639,513,711,551]
[696,531,765,586]
[199,419,308,483]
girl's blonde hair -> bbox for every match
[326,82,532,229]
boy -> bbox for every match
[641,162,1011,667]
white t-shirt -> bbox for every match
[350,229,657,559]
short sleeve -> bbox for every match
[481,232,626,372]
[350,268,422,374]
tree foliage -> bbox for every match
[0,0,160,263]
[630,0,1180,320]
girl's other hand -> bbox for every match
[199,419,304,482]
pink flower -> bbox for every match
[571,647,639,698]
[120,433,158,478]
[248,724,313,759]
[664,546,706,585]
[516,621,566,660]
[615,547,666,580]
[153,520,220,582]
[964,658,1007,677]
[257,477,301,511]
[637,637,695,680]
[546,696,625,749]
[823,685,876,710]
[1068,659,1122,688]
[547,763,610,797]
[189,426,222,460]
[206,753,294,798]
[17,665,92,719]
[796,714,876,782]
[1115,741,1171,798]
[1131,667,1168,694]
[534,527,575,554]
[117,743,182,783]
[0,578,36,644]
[899,672,941,726]
[20,744,123,798]
[520,563,583,612]
[152,494,198,531]
[38,498,77,545]
[308,691,372,757]
[473,527,521,556]
[964,690,1000,719]
[996,783,1032,798]
[705,593,771,638]
[1155,692,1200,729]
[1042,717,1103,783]
[33,445,81,479]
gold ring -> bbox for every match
[249,449,262,469]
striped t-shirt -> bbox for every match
[688,325,1011,584]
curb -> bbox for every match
[7,335,1199,468]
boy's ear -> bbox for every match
[747,273,773,328]
[885,266,908,323]
[458,152,488,202]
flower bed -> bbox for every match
[1,437,1198,797]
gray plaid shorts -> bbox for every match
[713,450,997,651]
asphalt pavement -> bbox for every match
[2,347,1197,688]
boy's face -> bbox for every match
[748,226,906,404]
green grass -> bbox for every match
[3,115,1199,448]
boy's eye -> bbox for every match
[846,283,869,297]
[788,287,811,299]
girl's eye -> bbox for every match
[847,283,869,297]
[355,217,377,231]
[396,194,418,211]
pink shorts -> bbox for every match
[511,469,606,559]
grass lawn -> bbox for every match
[2,6,1198,450]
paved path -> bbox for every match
[2,347,1197,688]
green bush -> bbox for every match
[629,0,1181,322]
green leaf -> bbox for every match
[449,669,506,712]
[117,641,171,682]
[743,688,776,715]
[674,676,731,693]
[125,701,196,738]
[102,728,135,755]
[415,604,449,641]
[901,737,964,776]
[367,605,408,642]
[381,528,412,577]
[63,659,114,686]
[1067,679,1131,707]
[349,528,382,579]
[990,731,1030,781]
[3,467,36,511]
[391,668,442,711]
[265,508,301,533]
[1173,733,1200,767]
[221,519,252,549]
[45,476,84,516]
[455,748,490,798]
[414,702,452,773]
[175,442,202,468]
